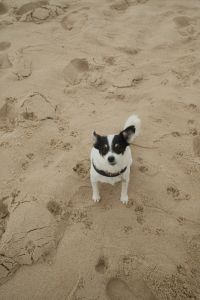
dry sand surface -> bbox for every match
[0,0,200,299]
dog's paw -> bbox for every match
[93,195,101,202]
[120,195,128,204]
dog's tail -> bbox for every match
[124,114,141,138]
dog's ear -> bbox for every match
[92,131,99,145]
[120,125,136,144]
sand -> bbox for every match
[0,0,200,299]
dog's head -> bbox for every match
[92,126,135,166]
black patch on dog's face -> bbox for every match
[93,133,109,156]
[111,134,128,155]
[93,126,135,157]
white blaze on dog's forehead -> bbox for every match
[108,135,114,148]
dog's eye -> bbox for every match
[114,143,123,153]
[103,144,108,150]
[101,144,108,155]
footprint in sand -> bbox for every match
[139,165,148,173]
[61,11,88,31]
[106,278,135,300]
[21,160,29,171]
[106,277,156,300]
[13,55,32,80]
[137,158,159,177]
[117,47,140,56]
[95,256,108,274]
[19,92,55,121]
[0,42,11,51]
[106,278,156,300]
[26,153,34,160]
[167,185,180,199]
[15,1,48,16]
[63,58,89,86]
[112,70,143,88]
[0,53,12,69]
[70,130,79,137]
[109,0,129,12]
[0,193,19,240]
[30,7,50,22]
[0,97,17,132]
[0,255,19,285]
[171,131,181,137]
[15,1,68,23]
[135,204,144,225]
[187,103,198,112]
[70,209,92,229]
[173,16,194,27]
[193,135,200,157]
[0,196,10,239]
[173,16,198,42]
[0,3,8,15]
[70,186,91,209]
[189,128,198,136]
[0,198,56,284]
[47,200,62,217]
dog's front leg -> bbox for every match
[91,181,101,202]
[120,178,129,204]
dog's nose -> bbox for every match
[108,156,115,163]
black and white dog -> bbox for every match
[90,115,141,204]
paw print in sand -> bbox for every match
[167,185,190,201]
[73,160,90,179]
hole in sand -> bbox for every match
[0,3,8,15]
[95,256,108,274]
[0,42,11,51]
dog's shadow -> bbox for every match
[100,182,120,201]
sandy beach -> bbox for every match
[0,0,200,299]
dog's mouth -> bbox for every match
[109,161,117,166]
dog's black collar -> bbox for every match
[92,161,127,177]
